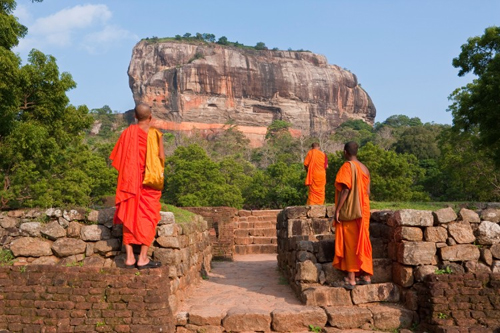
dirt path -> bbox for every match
[178,254,303,312]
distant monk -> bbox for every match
[110,104,164,270]
[333,141,373,289]
[304,142,328,205]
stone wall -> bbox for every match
[182,207,237,260]
[277,204,500,330]
[183,208,280,258]
[417,273,500,332]
[0,207,212,321]
[0,265,174,332]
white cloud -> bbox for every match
[81,25,138,54]
[14,4,136,54]
[13,5,32,24]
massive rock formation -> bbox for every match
[128,40,376,146]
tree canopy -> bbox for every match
[449,26,500,166]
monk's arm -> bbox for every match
[334,183,350,222]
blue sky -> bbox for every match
[13,1,500,125]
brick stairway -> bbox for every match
[233,210,281,255]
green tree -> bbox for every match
[164,144,244,208]
[359,143,428,201]
[0,2,116,208]
[255,42,267,50]
[334,119,374,147]
[437,128,500,201]
[217,36,229,45]
[449,26,500,165]
[393,124,442,160]
[0,0,27,138]
[244,162,306,209]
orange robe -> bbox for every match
[304,149,327,205]
[333,161,373,275]
[110,125,161,246]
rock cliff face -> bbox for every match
[128,40,376,146]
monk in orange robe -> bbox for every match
[304,142,328,205]
[333,141,373,289]
[110,104,164,270]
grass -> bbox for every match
[0,250,14,266]
[161,203,197,224]
[370,201,468,212]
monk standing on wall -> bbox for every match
[304,142,328,205]
[333,141,373,289]
[110,104,164,270]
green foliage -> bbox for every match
[393,124,442,160]
[358,143,429,201]
[436,128,500,201]
[0,250,14,266]
[308,324,322,333]
[160,203,197,224]
[143,33,283,51]
[437,313,449,319]
[255,42,267,50]
[435,266,453,275]
[164,144,244,208]
[188,52,204,63]
[0,7,116,209]
[334,119,374,147]
[449,26,500,166]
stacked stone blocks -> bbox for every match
[0,207,212,326]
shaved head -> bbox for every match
[135,104,152,121]
[344,141,358,157]
[311,142,320,149]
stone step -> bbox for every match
[234,236,276,245]
[176,303,416,332]
[234,228,276,238]
[234,244,277,255]
[301,282,401,307]
[325,303,416,331]
[234,221,276,229]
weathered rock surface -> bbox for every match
[390,210,433,227]
[52,238,87,257]
[80,225,111,241]
[459,208,480,223]
[394,226,423,242]
[94,239,121,254]
[129,41,376,146]
[324,306,372,329]
[448,222,475,244]
[271,306,327,332]
[19,222,41,237]
[481,208,500,223]
[440,244,480,261]
[414,265,438,282]
[222,307,271,332]
[424,226,448,243]
[433,207,458,224]
[10,237,52,257]
[477,221,500,245]
[366,304,414,331]
[40,221,66,240]
[396,241,436,265]
[188,305,226,326]
[302,286,352,307]
[351,283,400,305]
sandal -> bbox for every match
[332,281,356,290]
[357,279,371,285]
[137,260,162,270]
[124,264,136,269]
